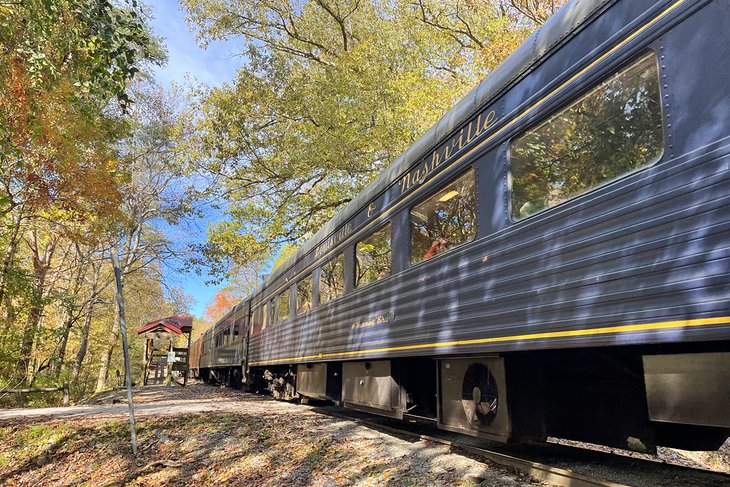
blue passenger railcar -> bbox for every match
[196,0,730,452]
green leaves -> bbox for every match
[1,0,162,110]
[181,0,565,278]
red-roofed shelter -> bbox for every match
[137,316,194,386]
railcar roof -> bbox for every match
[252,0,611,298]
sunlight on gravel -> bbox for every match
[0,385,541,486]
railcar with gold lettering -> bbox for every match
[196,0,730,453]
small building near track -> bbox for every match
[137,316,193,386]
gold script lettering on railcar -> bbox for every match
[367,202,377,217]
[315,223,354,258]
[399,110,497,194]
[352,313,392,330]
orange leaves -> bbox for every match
[204,290,239,322]
[0,57,124,225]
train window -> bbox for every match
[234,310,244,337]
[276,289,290,323]
[320,253,345,304]
[355,223,392,287]
[410,169,477,265]
[233,308,243,337]
[262,302,269,331]
[510,52,663,220]
[252,306,262,334]
[251,308,256,334]
[297,274,313,315]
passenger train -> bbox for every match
[190,0,730,452]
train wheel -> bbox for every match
[232,368,243,389]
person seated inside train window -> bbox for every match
[297,274,313,315]
[518,201,539,219]
[423,237,449,261]
[297,300,312,315]
[410,169,476,265]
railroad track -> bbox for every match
[342,417,623,487]
[309,405,730,487]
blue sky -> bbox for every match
[147,0,239,88]
[146,0,239,317]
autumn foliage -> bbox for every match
[205,291,240,323]
[0,0,567,402]
[183,0,567,278]
[0,1,184,400]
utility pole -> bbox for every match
[110,247,138,455]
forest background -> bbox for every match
[0,0,564,403]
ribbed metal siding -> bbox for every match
[247,0,730,366]
[249,141,730,365]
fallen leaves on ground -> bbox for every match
[0,385,528,486]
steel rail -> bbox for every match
[321,409,628,487]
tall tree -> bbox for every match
[93,83,197,393]
[0,0,162,386]
[181,0,566,278]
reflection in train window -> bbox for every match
[320,253,345,304]
[262,302,269,331]
[410,169,477,265]
[510,52,663,220]
[251,306,261,334]
[277,289,290,323]
[297,274,313,315]
[233,311,241,337]
[356,223,391,288]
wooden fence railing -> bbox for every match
[2,382,70,406]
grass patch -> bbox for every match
[12,423,75,450]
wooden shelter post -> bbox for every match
[184,330,191,386]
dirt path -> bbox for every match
[0,387,251,421]
[0,384,540,486]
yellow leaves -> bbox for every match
[186,0,570,273]
[272,244,299,271]
[106,159,119,172]
[86,35,99,52]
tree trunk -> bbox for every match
[0,300,17,348]
[95,295,120,393]
[95,237,135,393]
[71,304,94,384]
[53,257,87,376]
[19,230,56,382]
[53,312,75,376]
[72,265,101,384]
[19,265,49,381]
[0,209,23,307]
